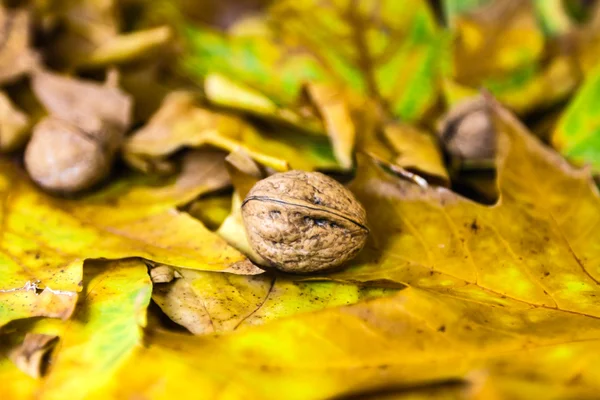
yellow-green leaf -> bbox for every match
[184,1,444,121]
[124,91,338,173]
[552,63,600,174]
[153,268,400,334]
[53,287,600,399]
[330,99,600,318]
[0,151,244,327]
[447,0,578,114]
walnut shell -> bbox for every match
[241,170,368,274]
[437,96,495,161]
[24,117,115,193]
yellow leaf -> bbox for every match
[382,123,449,186]
[448,0,578,114]
[0,151,245,327]
[124,91,339,173]
[330,98,600,318]
[12,259,151,399]
[153,268,399,334]
[60,288,600,399]
[0,91,30,153]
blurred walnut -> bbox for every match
[241,170,368,274]
[25,69,132,193]
[25,117,119,193]
[437,96,496,162]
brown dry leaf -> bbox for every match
[0,149,244,327]
[8,333,58,379]
[0,91,30,152]
[37,0,168,69]
[152,268,400,335]
[123,91,338,173]
[31,68,132,133]
[0,6,35,85]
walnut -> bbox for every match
[437,96,496,162]
[24,117,119,193]
[241,170,368,274]
[24,68,132,193]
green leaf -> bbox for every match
[552,63,600,173]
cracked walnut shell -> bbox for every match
[241,170,368,273]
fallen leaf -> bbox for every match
[0,6,35,85]
[0,91,30,152]
[31,68,132,134]
[49,287,600,399]
[447,0,578,114]
[184,1,444,121]
[203,73,325,136]
[77,26,173,68]
[0,355,38,399]
[186,194,232,231]
[153,268,401,335]
[328,98,600,320]
[8,333,58,379]
[382,123,449,185]
[20,259,151,399]
[0,151,244,327]
[123,91,338,173]
[0,286,76,328]
[217,151,268,265]
[552,63,600,174]
[301,83,356,170]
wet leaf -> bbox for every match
[0,151,244,327]
[552,63,600,174]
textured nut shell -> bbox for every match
[242,170,368,273]
[24,117,112,193]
